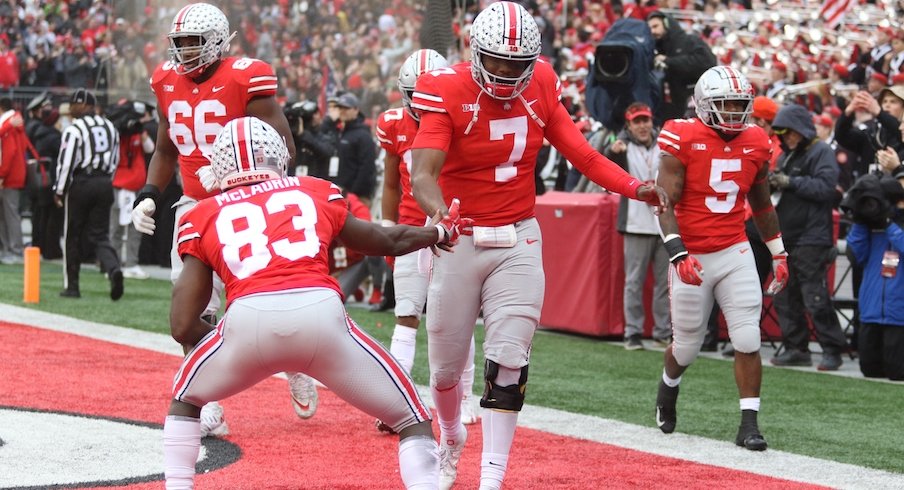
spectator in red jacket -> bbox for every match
[0,38,18,89]
[0,98,33,264]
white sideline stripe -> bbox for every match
[2,303,901,489]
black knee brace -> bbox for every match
[479,359,529,411]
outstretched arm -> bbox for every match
[656,153,685,237]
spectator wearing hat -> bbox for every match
[882,29,904,80]
[869,27,895,73]
[54,89,123,300]
[604,102,670,350]
[815,112,858,193]
[331,92,377,205]
[867,72,889,98]
[750,96,782,169]
[836,89,904,186]
[765,62,789,100]
[24,92,64,260]
[768,104,847,371]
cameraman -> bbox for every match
[285,100,336,179]
[845,170,904,380]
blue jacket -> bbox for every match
[847,221,904,326]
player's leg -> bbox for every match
[477,219,544,490]
[715,244,767,450]
[164,302,275,488]
[391,251,428,374]
[460,335,478,425]
[298,290,439,489]
[622,233,651,347]
[426,236,483,489]
[657,253,714,434]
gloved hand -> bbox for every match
[434,198,474,253]
[637,184,669,216]
[768,172,791,190]
[674,255,704,286]
[766,253,789,295]
[132,198,157,235]
[196,165,220,192]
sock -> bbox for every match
[461,336,476,400]
[390,325,418,374]
[662,369,682,388]
[739,397,760,412]
[398,435,440,489]
[163,416,201,490]
[480,410,518,489]
[432,382,464,438]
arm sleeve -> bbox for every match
[412,111,453,153]
[845,223,870,265]
[54,127,81,194]
[545,104,641,198]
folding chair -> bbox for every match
[830,245,859,359]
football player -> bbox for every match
[654,65,789,450]
[164,116,463,489]
[376,49,479,434]
[408,3,667,488]
[129,3,314,436]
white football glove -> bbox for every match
[131,198,157,235]
[196,165,220,192]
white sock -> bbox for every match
[740,397,761,412]
[163,416,201,490]
[390,325,418,374]
[662,369,682,388]
[480,410,518,489]
[432,382,463,438]
[398,435,440,489]
[461,336,476,399]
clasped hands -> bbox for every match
[428,198,474,255]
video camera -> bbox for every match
[840,172,904,228]
[107,100,150,136]
[285,100,319,129]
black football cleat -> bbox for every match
[655,381,679,434]
[736,424,768,451]
[109,269,124,301]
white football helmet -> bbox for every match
[167,3,236,77]
[210,117,289,190]
[469,1,541,100]
[398,49,448,120]
[694,66,755,133]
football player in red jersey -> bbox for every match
[653,66,789,451]
[408,3,666,488]
[164,116,466,489]
[376,49,479,434]
[129,3,309,436]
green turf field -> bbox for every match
[1,262,901,474]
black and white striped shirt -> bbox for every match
[54,115,120,194]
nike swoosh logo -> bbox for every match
[526,239,538,244]
[212,86,225,92]
[742,148,754,154]
[740,248,749,254]
[656,407,666,428]
[293,399,310,411]
[488,461,504,467]
[526,99,538,106]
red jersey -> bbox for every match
[112,133,147,191]
[657,118,772,254]
[150,56,278,200]
[177,176,349,306]
[376,107,424,226]
[411,61,640,226]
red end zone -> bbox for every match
[0,321,825,489]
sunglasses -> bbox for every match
[773,128,788,135]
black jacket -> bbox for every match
[653,14,716,121]
[296,127,336,179]
[834,110,903,183]
[333,115,376,199]
[772,105,839,248]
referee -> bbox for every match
[53,88,124,300]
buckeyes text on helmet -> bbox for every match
[398,49,448,120]
[694,65,755,133]
[469,1,542,100]
[210,116,290,190]
[167,3,237,77]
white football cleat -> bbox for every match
[289,372,319,419]
[439,424,467,490]
[199,401,229,437]
[460,394,478,425]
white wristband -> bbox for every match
[765,236,786,256]
[381,219,396,227]
[434,224,447,244]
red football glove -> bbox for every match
[766,254,789,295]
[674,255,704,286]
[436,198,474,247]
[384,255,395,270]
[637,183,669,216]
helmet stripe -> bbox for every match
[725,67,740,91]
[506,1,519,48]
[173,4,195,33]
[234,117,251,173]
[418,50,426,75]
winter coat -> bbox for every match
[847,217,904,326]
[333,115,376,199]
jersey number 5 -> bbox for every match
[168,99,228,158]
[706,158,741,213]
[216,190,320,279]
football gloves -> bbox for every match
[131,198,157,235]
[196,165,220,192]
[767,254,789,295]
[674,255,705,286]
